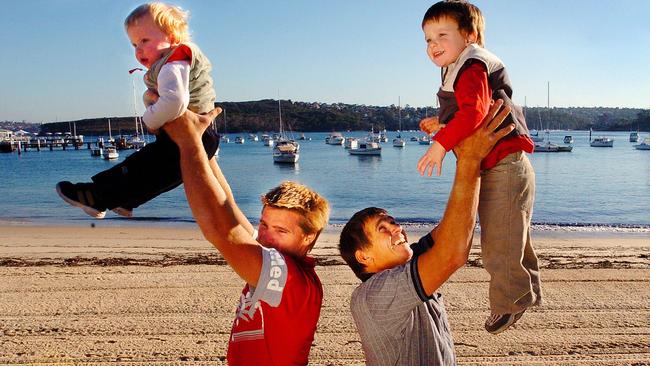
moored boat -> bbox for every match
[590,137,614,147]
[349,141,381,156]
[634,137,650,150]
[325,132,345,145]
[344,137,358,150]
[102,146,119,160]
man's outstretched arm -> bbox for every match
[418,101,514,295]
[164,108,263,286]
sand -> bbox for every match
[0,224,649,365]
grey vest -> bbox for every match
[144,42,216,114]
[437,44,528,138]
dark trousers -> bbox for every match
[91,127,220,210]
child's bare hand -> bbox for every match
[419,116,445,135]
[417,140,447,177]
[143,89,160,107]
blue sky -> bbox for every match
[2,1,649,122]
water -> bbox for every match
[1,130,649,229]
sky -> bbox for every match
[2,0,649,123]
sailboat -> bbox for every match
[102,118,119,159]
[220,109,230,143]
[393,97,406,148]
[534,82,571,152]
[273,99,299,164]
[130,116,147,150]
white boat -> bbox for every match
[273,99,299,164]
[249,134,259,142]
[393,97,406,148]
[221,135,230,143]
[630,132,639,142]
[535,140,571,152]
[590,137,614,147]
[563,135,574,144]
[418,135,433,145]
[378,130,388,142]
[273,139,300,163]
[534,141,559,152]
[535,131,572,152]
[129,135,146,150]
[299,133,311,141]
[393,135,406,147]
[235,136,245,144]
[410,136,419,142]
[634,137,650,150]
[349,141,381,156]
[325,132,345,145]
[344,137,358,150]
[102,146,119,160]
[262,134,274,147]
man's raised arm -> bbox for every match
[163,108,263,286]
[418,101,514,295]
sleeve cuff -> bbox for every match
[409,253,434,302]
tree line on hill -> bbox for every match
[21,100,650,136]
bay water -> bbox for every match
[1,130,649,230]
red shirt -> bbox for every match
[227,250,323,365]
[433,61,533,170]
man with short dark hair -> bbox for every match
[339,101,513,365]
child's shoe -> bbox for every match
[55,181,106,219]
[484,309,525,334]
[112,207,133,218]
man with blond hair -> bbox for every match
[163,108,330,365]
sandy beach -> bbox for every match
[1,224,649,365]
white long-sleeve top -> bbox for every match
[142,60,191,130]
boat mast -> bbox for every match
[278,98,283,137]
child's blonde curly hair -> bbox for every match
[125,2,190,44]
[261,181,330,250]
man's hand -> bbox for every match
[163,107,223,148]
[417,141,447,177]
[419,116,445,135]
[453,100,513,162]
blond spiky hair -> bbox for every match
[125,2,190,44]
[261,181,330,238]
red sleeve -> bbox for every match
[433,61,491,151]
[166,44,192,63]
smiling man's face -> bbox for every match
[357,213,412,274]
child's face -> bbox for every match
[127,14,176,69]
[423,17,475,68]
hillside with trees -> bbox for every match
[9,100,650,135]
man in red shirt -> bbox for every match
[163,108,330,365]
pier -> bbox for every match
[0,135,147,155]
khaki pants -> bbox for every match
[479,152,542,314]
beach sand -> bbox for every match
[1,224,649,365]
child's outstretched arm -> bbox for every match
[417,140,447,177]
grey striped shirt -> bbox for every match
[350,235,456,365]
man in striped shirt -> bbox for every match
[339,101,512,365]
